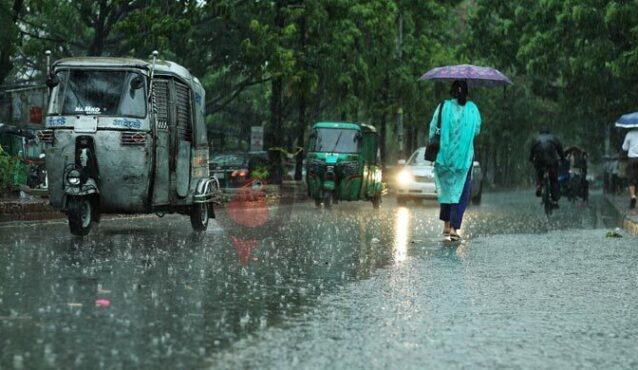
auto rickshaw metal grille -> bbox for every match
[121,132,147,145]
[154,80,169,130]
[174,81,192,142]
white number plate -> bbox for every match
[74,116,98,133]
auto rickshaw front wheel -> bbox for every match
[323,192,332,209]
[68,196,95,236]
[190,203,210,231]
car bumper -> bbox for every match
[396,182,438,198]
[210,171,250,188]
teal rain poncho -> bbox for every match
[428,98,481,204]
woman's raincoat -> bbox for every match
[428,98,481,204]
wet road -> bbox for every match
[1,191,636,369]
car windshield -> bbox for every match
[311,128,359,153]
[50,69,146,118]
[407,148,430,166]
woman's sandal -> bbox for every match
[449,233,461,241]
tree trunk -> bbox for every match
[379,74,389,167]
[267,1,286,185]
[269,77,283,184]
[0,0,24,85]
[380,112,387,168]
[295,92,306,181]
[294,13,307,181]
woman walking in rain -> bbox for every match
[428,80,481,241]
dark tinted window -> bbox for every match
[52,70,146,118]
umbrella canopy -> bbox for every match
[615,112,638,128]
[419,64,513,87]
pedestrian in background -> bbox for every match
[428,80,481,241]
[621,128,638,209]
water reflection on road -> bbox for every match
[0,191,633,369]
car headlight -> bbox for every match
[397,170,413,184]
[65,169,81,185]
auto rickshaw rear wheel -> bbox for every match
[68,196,94,236]
[190,203,209,231]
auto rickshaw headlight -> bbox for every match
[66,169,82,185]
[397,169,413,184]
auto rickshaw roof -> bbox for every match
[52,57,201,87]
[313,121,377,133]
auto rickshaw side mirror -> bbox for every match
[46,74,59,88]
[130,76,145,90]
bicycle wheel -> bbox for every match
[542,174,553,216]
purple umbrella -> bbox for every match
[419,64,512,87]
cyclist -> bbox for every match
[529,128,565,208]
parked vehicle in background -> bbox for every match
[395,146,483,205]
[209,151,269,188]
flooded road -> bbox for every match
[1,191,636,369]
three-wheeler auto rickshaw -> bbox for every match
[41,54,219,235]
[305,121,383,209]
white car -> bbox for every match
[396,147,483,205]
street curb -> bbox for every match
[0,199,63,223]
[621,216,638,236]
[604,194,638,237]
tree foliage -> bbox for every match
[2,0,635,186]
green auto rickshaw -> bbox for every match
[305,121,384,209]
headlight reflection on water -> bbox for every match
[393,207,411,263]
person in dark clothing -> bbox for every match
[529,129,565,207]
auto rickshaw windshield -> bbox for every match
[311,128,359,153]
[49,69,146,118]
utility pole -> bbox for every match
[396,6,404,159]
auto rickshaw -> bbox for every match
[305,121,383,209]
[41,53,219,235]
